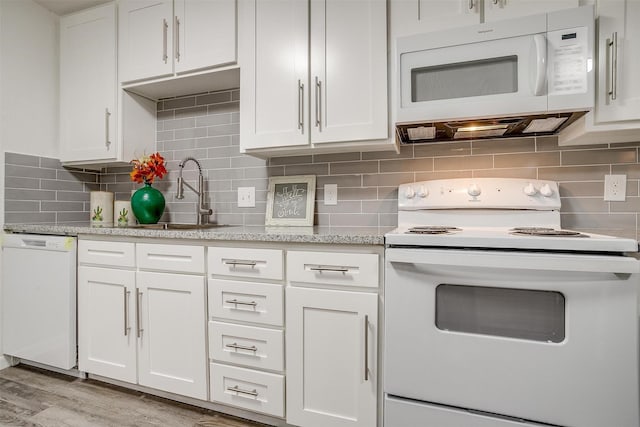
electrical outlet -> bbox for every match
[604,174,627,201]
[237,187,255,207]
[324,184,338,205]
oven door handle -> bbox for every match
[386,248,640,274]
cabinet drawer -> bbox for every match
[136,244,204,273]
[209,321,284,372]
[208,247,283,281]
[209,279,283,326]
[78,240,135,267]
[210,363,284,418]
[287,251,379,288]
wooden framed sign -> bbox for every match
[265,175,316,226]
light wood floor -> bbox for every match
[0,365,266,427]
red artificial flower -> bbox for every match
[130,152,167,184]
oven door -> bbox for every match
[385,247,639,427]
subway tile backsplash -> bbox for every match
[5,88,640,240]
[4,152,99,224]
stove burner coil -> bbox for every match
[407,226,462,235]
[509,227,588,237]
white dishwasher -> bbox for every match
[2,234,77,369]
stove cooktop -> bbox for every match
[388,226,638,252]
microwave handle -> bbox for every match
[532,34,547,96]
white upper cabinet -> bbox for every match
[239,0,308,149]
[174,0,237,74]
[559,0,640,145]
[391,0,578,37]
[119,0,237,83]
[310,0,388,145]
[594,0,640,123]
[484,0,579,22]
[60,2,156,167]
[60,3,116,163]
[119,0,174,82]
[239,0,389,154]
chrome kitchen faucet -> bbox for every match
[176,157,213,225]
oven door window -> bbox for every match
[435,284,565,343]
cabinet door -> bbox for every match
[239,0,309,150]
[174,0,237,74]
[59,3,117,163]
[286,287,378,427]
[594,0,640,123]
[310,0,388,144]
[391,0,479,36]
[78,266,137,384]
[119,0,174,82]
[136,271,207,400]
[484,0,578,22]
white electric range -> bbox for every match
[384,177,640,427]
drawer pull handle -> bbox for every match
[225,299,258,307]
[364,314,369,381]
[224,260,258,267]
[124,289,131,336]
[227,385,258,397]
[226,343,258,352]
[310,266,349,273]
[136,290,144,338]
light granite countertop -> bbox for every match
[3,223,391,245]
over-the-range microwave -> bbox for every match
[395,6,594,143]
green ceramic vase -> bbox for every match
[131,183,165,224]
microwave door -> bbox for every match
[398,34,548,123]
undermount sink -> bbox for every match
[130,223,226,230]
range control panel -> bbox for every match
[398,178,561,211]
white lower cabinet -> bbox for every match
[78,266,137,383]
[78,240,207,401]
[207,245,286,418]
[286,287,378,427]
[210,363,285,417]
[136,271,207,399]
[79,240,383,426]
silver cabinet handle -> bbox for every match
[493,0,499,4]
[309,266,349,273]
[105,108,111,148]
[314,76,322,130]
[364,315,369,381]
[225,299,258,307]
[174,16,180,62]
[223,260,258,267]
[469,0,474,10]
[124,289,131,336]
[227,385,258,397]
[225,343,258,352]
[162,18,168,63]
[298,79,304,133]
[608,32,618,101]
[136,290,143,338]
[417,0,421,20]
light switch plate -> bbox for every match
[324,184,338,205]
[238,187,255,207]
[604,174,626,201]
